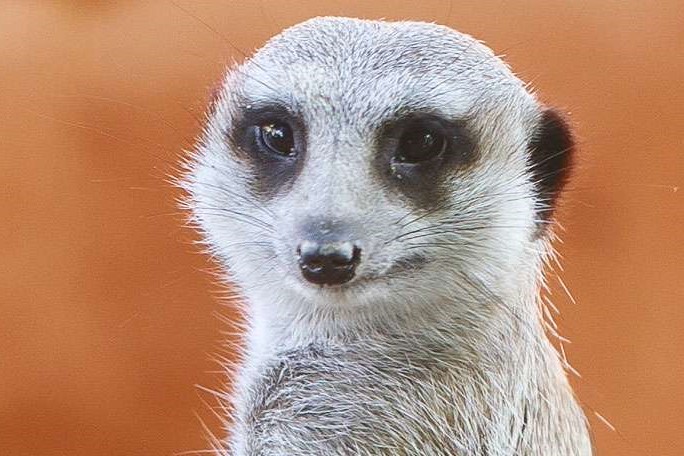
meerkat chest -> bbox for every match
[233,345,520,456]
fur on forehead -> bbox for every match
[219,17,540,134]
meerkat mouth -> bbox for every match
[295,252,431,292]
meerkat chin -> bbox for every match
[183,16,591,456]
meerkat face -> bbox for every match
[185,17,573,312]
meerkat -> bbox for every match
[183,16,591,455]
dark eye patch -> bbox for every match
[374,111,477,209]
[229,104,306,200]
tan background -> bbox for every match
[1,1,682,454]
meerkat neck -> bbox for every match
[231,279,589,455]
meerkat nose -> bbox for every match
[296,240,361,286]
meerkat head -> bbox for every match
[185,17,573,321]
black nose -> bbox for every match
[296,240,361,286]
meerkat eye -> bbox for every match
[257,121,296,157]
[394,125,446,164]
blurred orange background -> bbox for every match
[1,1,682,455]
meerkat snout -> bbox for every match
[296,238,361,286]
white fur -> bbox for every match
[183,17,591,455]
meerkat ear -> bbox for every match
[527,107,575,227]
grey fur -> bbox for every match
[183,17,591,455]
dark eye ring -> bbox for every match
[257,121,296,157]
[394,124,447,164]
